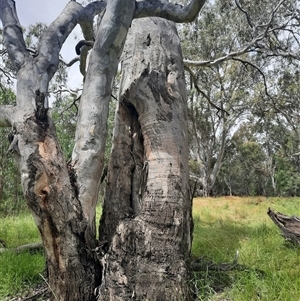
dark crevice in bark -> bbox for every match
[67,161,79,199]
[99,101,136,246]
[34,90,49,124]
[127,103,147,217]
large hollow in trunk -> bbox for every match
[98,18,193,300]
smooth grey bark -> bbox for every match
[134,0,206,22]
[71,0,136,230]
[98,17,193,300]
[71,0,207,229]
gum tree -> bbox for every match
[0,0,206,300]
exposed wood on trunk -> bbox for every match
[268,208,300,245]
[98,18,193,300]
[1,0,209,300]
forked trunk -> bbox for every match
[98,18,193,300]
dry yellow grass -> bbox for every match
[193,196,300,224]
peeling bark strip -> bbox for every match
[98,18,192,300]
[22,113,100,301]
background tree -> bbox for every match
[179,0,300,196]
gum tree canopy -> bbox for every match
[0,0,206,300]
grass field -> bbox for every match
[192,196,300,300]
[0,213,44,297]
[0,197,299,300]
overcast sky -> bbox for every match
[15,0,84,89]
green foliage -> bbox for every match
[0,88,25,214]
[275,155,300,196]
[51,95,78,160]
[179,0,300,197]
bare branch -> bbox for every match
[51,85,81,98]
[235,0,254,30]
[231,57,271,97]
[79,2,106,41]
[59,56,80,67]
[184,65,229,115]
[134,0,207,23]
[0,66,16,82]
[0,104,15,127]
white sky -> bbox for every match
[15,0,84,89]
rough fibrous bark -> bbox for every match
[98,18,193,300]
[0,1,106,300]
[0,0,208,300]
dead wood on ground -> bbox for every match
[267,208,300,245]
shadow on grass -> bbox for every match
[191,217,273,300]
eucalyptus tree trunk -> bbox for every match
[0,0,206,300]
[98,18,193,300]
[0,1,107,300]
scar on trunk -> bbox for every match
[35,89,49,122]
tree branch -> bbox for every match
[0,66,16,82]
[59,56,80,67]
[234,0,254,30]
[231,57,271,97]
[0,0,30,71]
[184,0,293,68]
[71,0,136,226]
[184,65,229,115]
[134,0,207,23]
[0,105,15,127]
[35,1,106,82]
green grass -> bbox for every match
[0,251,45,297]
[0,212,45,297]
[1,197,299,300]
[192,196,300,300]
[0,212,41,248]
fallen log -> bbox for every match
[267,208,300,245]
[0,242,43,254]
